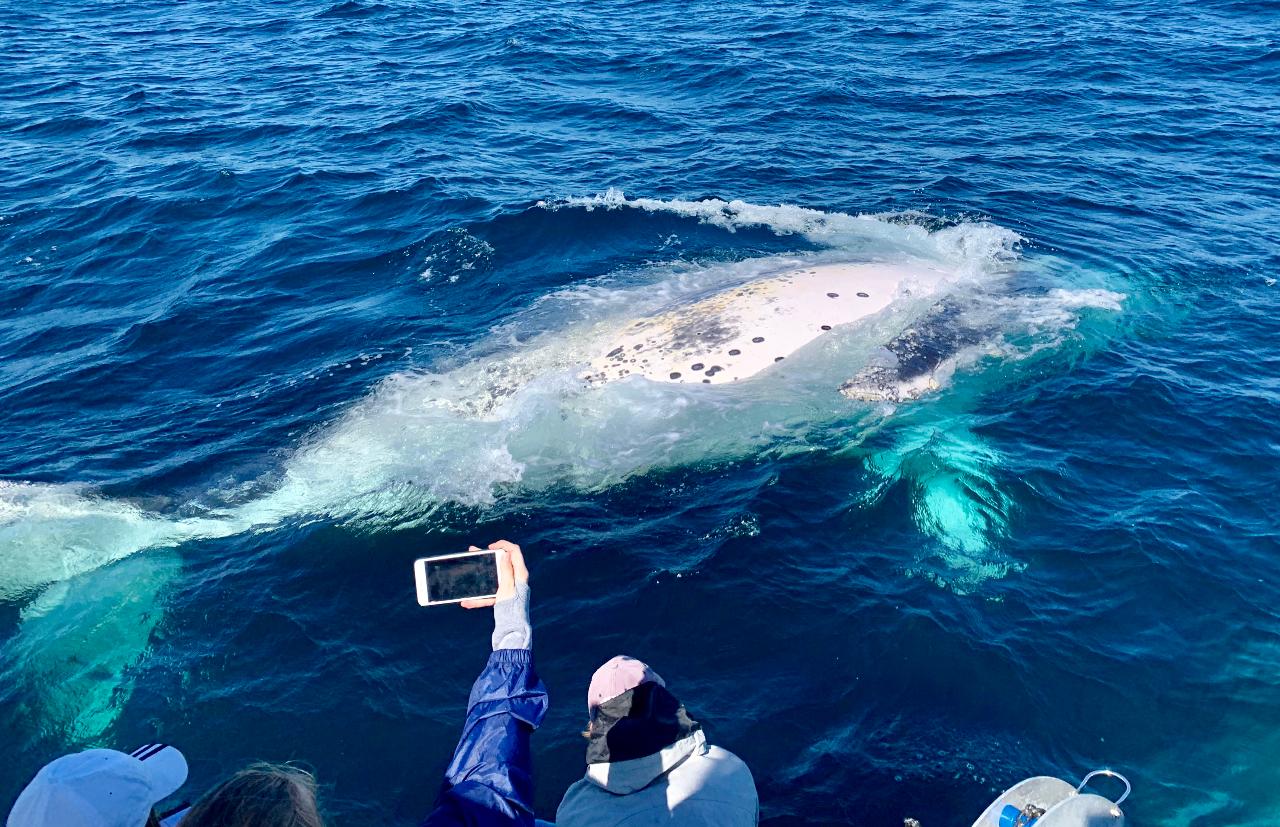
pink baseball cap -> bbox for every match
[587,655,665,714]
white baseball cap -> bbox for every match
[8,744,188,827]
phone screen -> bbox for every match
[423,552,499,604]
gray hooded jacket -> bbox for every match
[555,683,758,827]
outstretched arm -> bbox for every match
[423,541,548,827]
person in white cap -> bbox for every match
[555,656,758,827]
[7,744,189,827]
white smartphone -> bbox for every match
[414,549,500,606]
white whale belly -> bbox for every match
[585,262,943,385]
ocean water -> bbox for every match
[1,0,1277,824]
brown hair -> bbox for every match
[179,764,323,827]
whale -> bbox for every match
[0,198,1124,751]
[0,258,973,612]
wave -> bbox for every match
[541,188,1024,278]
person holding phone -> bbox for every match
[422,540,549,827]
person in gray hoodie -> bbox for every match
[555,656,758,827]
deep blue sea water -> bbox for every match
[2,0,1278,824]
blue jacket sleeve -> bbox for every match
[422,648,549,827]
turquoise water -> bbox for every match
[1,0,1277,823]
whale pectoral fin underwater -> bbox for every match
[863,422,1021,593]
[0,483,241,747]
[2,550,181,746]
[841,302,1020,592]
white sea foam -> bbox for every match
[0,481,233,603]
[418,227,495,282]
[542,188,1023,277]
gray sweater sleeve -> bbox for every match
[491,582,532,650]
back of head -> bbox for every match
[178,765,322,827]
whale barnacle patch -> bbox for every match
[582,261,940,388]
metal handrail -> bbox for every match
[1077,769,1131,807]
